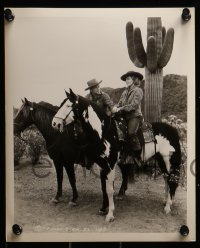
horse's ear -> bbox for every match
[65,90,74,103]
[21,98,24,103]
[69,88,77,100]
[24,97,31,106]
[65,89,70,98]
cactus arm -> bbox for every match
[158,28,174,68]
[125,18,174,122]
[134,27,147,66]
[126,22,144,68]
[162,26,166,45]
[147,36,157,73]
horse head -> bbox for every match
[52,89,89,133]
[52,89,117,143]
[14,98,35,135]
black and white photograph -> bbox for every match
[5,8,195,242]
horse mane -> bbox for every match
[77,95,117,148]
[38,101,59,112]
[31,101,60,137]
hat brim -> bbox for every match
[85,80,102,91]
[121,72,143,81]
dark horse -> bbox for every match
[52,92,119,221]
[14,98,119,221]
[52,89,182,215]
[14,98,91,206]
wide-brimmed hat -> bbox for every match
[121,71,143,81]
[85,79,102,91]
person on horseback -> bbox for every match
[85,78,113,116]
[82,78,113,168]
[112,71,144,166]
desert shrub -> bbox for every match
[23,127,46,165]
[162,75,187,121]
[14,136,26,165]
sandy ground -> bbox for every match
[14,157,187,233]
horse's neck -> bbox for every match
[33,107,56,141]
[89,102,106,121]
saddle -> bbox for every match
[114,116,155,145]
[115,119,155,166]
[140,122,155,143]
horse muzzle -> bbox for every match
[52,117,64,133]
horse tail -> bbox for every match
[168,144,182,198]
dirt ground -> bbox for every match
[14,157,187,233]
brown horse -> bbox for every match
[14,98,88,206]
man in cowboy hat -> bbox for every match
[85,78,113,116]
[112,71,144,166]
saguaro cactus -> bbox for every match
[126,17,174,122]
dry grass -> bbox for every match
[14,158,187,233]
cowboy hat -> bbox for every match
[85,79,102,91]
[121,71,143,81]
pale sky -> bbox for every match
[5,8,195,108]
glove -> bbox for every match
[112,106,121,113]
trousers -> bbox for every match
[127,116,143,152]
[127,116,143,135]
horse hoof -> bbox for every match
[50,198,60,204]
[164,206,171,214]
[68,201,78,207]
[105,215,115,222]
[115,195,124,200]
[98,209,108,216]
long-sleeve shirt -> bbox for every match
[85,90,113,115]
[116,83,143,120]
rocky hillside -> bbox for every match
[102,74,187,122]
[13,74,187,122]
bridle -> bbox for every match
[14,102,35,142]
[54,97,75,123]
[54,96,82,138]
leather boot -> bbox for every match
[128,134,143,167]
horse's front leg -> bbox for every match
[65,164,78,206]
[105,166,116,222]
[117,163,128,199]
[51,162,63,203]
[99,169,109,215]
[96,156,115,221]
